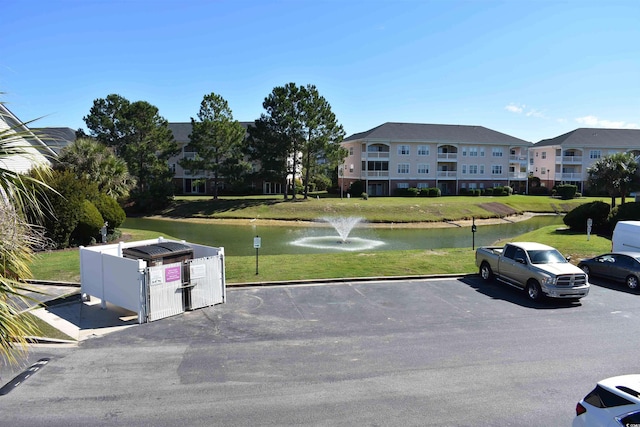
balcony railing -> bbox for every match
[436,171,458,178]
[437,153,458,160]
[364,171,390,177]
[556,155,583,163]
[363,152,390,159]
[509,172,528,179]
[560,173,583,180]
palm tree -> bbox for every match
[57,137,135,200]
[0,103,53,365]
[587,152,639,208]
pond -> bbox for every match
[123,215,564,257]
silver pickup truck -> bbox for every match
[475,242,590,301]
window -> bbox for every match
[491,165,502,175]
[584,385,634,408]
[418,145,429,156]
[542,152,547,159]
[349,164,354,173]
[398,163,410,174]
[480,148,485,157]
[462,148,467,157]
[398,145,410,155]
[462,165,467,174]
[480,165,485,174]
[469,147,478,157]
[492,148,503,157]
[590,150,602,159]
[349,147,354,155]
[417,183,429,189]
[417,163,429,174]
[469,165,478,174]
[541,167,546,175]
[397,183,409,189]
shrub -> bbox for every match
[609,202,640,228]
[349,180,365,197]
[361,192,368,200]
[407,187,419,197]
[71,200,104,246]
[38,170,99,248]
[93,193,126,231]
[563,201,610,232]
[428,187,441,197]
[556,184,578,200]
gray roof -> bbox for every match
[168,121,253,142]
[33,127,76,154]
[343,122,531,145]
[534,128,640,148]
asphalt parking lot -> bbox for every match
[2,275,639,426]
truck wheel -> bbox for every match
[526,280,542,301]
[626,275,639,290]
[479,262,493,282]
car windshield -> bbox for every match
[528,249,567,264]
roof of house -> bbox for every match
[0,103,57,166]
[343,122,531,145]
[168,121,253,142]
[33,127,76,154]
[533,128,640,148]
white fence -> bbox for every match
[80,238,225,323]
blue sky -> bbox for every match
[2,0,639,142]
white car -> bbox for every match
[573,375,640,426]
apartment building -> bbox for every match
[529,128,640,192]
[340,122,532,196]
[168,122,293,196]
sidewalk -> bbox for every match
[23,285,139,344]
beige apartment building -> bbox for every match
[529,128,640,193]
[340,122,532,196]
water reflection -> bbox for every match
[123,215,564,256]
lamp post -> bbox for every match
[340,164,344,199]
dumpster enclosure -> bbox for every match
[80,238,225,323]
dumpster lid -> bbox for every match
[123,242,192,258]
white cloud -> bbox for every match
[575,115,639,129]
[505,103,524,114]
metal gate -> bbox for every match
[144,255,225,322]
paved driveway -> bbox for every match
[2,277,639,426]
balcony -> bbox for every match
[364,171,390,178]
[560,173,583,180]
[509,155,528,162]
[556,155,583,163]
[509,172,528,179]
[436,171,457,178]
[363,152,390,159]
[437,153,458,160]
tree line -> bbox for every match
[73,83,346,211]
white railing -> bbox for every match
[364,152,389,158]
[509,172,528,179]
[560,173,583,180]
[437,153,458,160]
[556,155,583,163]
[365,171,390,177]
[509,155,527,162]
[436,171,457,178]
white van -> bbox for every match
[612,221,640,252]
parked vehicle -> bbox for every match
[573,374,640,426]
[578,252,640,290]
[475,242,590,301]
[612,221,640,253]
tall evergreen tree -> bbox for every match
[83,94,179,211]
[179,93,248,200]
[247,83,346,199]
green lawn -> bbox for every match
[161,194,610,223]
[30,195,616,284]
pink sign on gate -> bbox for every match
[164,265,181,283]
